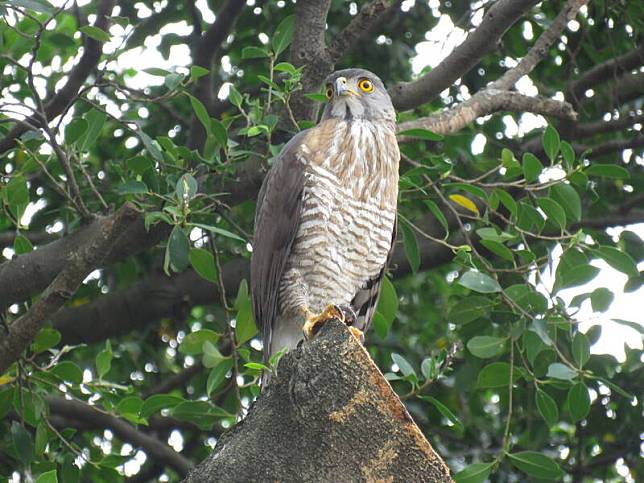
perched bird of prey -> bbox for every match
[251,68,399,371]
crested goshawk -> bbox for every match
[251,68,399,370]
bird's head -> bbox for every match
[320,68,395,123]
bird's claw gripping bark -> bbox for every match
[302,304,358,340]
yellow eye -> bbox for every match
[358,78,374,93]
[325,85,333,99]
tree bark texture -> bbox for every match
[184,320,452,483]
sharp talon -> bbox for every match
[302,304,344,340]
[349,326,365,344]
[336,305,357,326]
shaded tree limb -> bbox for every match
[389,0,540,111]
[567,44,644,104]
[491,0,588,91]
[183,320,452,482]
[289,0,333,121]
[0,203,139,374]
[0,0,115,155]
[397,90,576,140]
[46,396,193,477]
[0,230,59,248]
[328,0,399,64]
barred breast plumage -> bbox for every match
[273,118,399,351]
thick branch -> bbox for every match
[397,90,575,140]
[328,0,397,63]
[0,230,59,249]
[0,0,115,154]
[183,321,452,482]
[0,204,138,374]
[47,397,192,477]
[288,0,334,121]
[491,0,588,91]
[389,0,540,111]
[567,45,644,103]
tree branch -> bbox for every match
[567,44,644,104]
[0,0,116,154]
[183,320,452,482]
[46,396,193,477]
[397,90,575,140]
[0,203,139,374]
[327,0,398,64]
[288,0,334,121]
[389,0,540,111]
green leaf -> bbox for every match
[524,330,547,365]
[180,329,220,356]
[189,248,218,283]
[228,84,243,107]
[241,46,268,59]
[536,389,559,427]
[458,270,502,293]
[34,421,49,456]
[140,395,184,418]
[190,65,209,81]
[477,362,518,388]
[164,73,183,90]
[372,312,390,340]
[467,336,506,358]
[166,226,190,273]
[550,182,581,223]
[480,239,514,262]
[522,152,543,182]
[611,318,644,334]
[542,125,560,162]
[568,382,590,422]
[116,396,144,420]
[492,188,518,218]
[143,68,173,77]
[508,451,563,480]
[65,118,88,144]
[6,175,29,209]
[171,401,231,430]
[115,180,147,195]
[271,15,295,56]
[11,421,34,464]
[546,362,577,380]
[537,197,566,231]
[454,462,493,483]
[590,246,638,278]
[51,361,83,384]
[397,128,443,141]
[235,299,257,345]
[202,342,225,368]
[400,220,420,273]
[31,328,60,354]
[585,164,630,179]
[448,296,495,324]
[517,201,545,233]
[187,93,211,135]
[420,396,463,433]
[207,359,233,396]
[423,199,449,235]
[176,173,198,202]
[211,118,228,147]
[190,223,245,242]
[79,25,111,42]
[96,340,112,379]
[137,131,163,162]
[13,234,33,254]
[376,276,398,326]
[391,353,416,379]
[126,156,154,175]
[572,332,590,368]
[560,140,575,169]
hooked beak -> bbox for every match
[335,77,359,97]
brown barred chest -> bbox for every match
[278,119,399,316]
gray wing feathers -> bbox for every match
[251,131,308,363]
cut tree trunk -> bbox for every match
[184,320,453,482]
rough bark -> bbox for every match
[184,320,452,483]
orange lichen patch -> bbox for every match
[329,388,370,423]
[360,440,397,483]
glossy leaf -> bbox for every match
[458,270,502,293]
[567,382,590,422]
[508,451,563,480]
[466,336,506,358]
[536,389,559,427]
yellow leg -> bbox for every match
[302,305,345,340]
